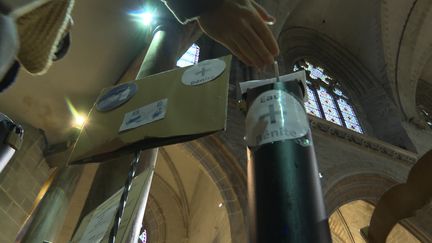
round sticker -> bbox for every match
[96,83,138,112]
[245,90,309,147]
[181,59,226,86]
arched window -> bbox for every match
[177,43,200,67]
[420,109,432,129]
[294,60,364,133]
[139,229,147,243]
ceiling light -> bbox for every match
[129,10,155,26]
[73,114,87,129]
[218,203,223,208]
[66,98,87,129]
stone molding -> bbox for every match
[309,116,418,164]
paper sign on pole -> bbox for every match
[71,168,153,243]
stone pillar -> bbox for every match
[18,165,83,243]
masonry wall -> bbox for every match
[0,124,52,242]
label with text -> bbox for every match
[245,90,309,147]
[119,99,168,132]
[181,59,226,86]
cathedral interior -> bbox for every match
[1,0,432,242]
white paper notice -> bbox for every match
[78,198,119,243]
[245,90,309,147]
[119,99,168,132]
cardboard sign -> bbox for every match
[68,56,231,164]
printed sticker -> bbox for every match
[181,59,226,86]
[119,99,168,132]
[245,90,309,147]
[96,83,138,112]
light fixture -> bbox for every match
[129,10,155,27]
[218,203,223,208]
[66,98,87,129]
[73,113,87,129]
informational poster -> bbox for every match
[78,191,121,243]
[71,168,153,243]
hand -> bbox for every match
[197,0,279,68]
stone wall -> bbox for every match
[0,124,52,242]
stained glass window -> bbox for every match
[305,86,323,118]
[139,229,147,243]
[177,43,200,67]
[420,109,432,129]
[294,60,364,133]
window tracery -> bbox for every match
[177,43,200,67]
[294,60,363,133]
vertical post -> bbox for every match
[244,79,331,243]
[18,165,83,243]
[77,20,201,242]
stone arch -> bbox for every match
[143,195,167,243]
[324,173,397,213]
[279,27,379,97]
[145,174,188,243]
[324,172,432,242]
[278,26,417,150]
[381,0,432,121]
[181,136,248,243]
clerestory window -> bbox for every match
[294,60,364,133]
[177,43,200,67]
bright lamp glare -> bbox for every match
[140,12,153,25]
[73,114,87,128]
[129,11,154,26]
[65,98,87,129]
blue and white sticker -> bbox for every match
[245,90,309,147]
[119,98,168,132]
[96,83,138,112]
[181,59,226,86]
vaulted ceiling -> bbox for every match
[1,0,431,143]
[0,0,147,143]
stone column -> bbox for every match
[18,165,83,243]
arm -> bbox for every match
[161,0,225,24]
[162,0,279,68]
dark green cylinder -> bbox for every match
[245,80,331,243]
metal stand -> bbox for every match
[244,79,331,243]
[109,150,142,243]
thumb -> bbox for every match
[251,1,276,24]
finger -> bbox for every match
[224,39,254,66]
[241,23,274,65]
[249,13,280,56]
[251,1,276,23]
[235,33,266,68]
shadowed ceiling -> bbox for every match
[0,0,147,143]
[0,0,431,143]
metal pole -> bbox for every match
[244,77,331,243]
[76,20,201,242]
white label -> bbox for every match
[245,90,309,147]
[79,197,119,243]
[119,99,168,132]
[181,59,226,86]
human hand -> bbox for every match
[197,0,279,68]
